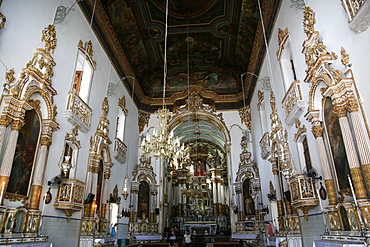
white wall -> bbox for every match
[0,0,139,246]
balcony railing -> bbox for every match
[113,138,127,164]
[290,174,319,219]
[65,91,92,133]
[259,132,270,160]
[281,81,305,126]
[54,178,85,221]
[341,0,370,33]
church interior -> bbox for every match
[1,0,370,246]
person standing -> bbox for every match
[184,230,192,247]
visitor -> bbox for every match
[169,227,176,247]
[184,230,192,247]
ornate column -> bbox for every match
[0,120,24,204]
[130,182,139,222]
[212,176,218,215]
[216,179,222,215]
[220,179,225,214]
[150,184,158,223]
[234,182,244,221]
[334,105,367,199]
[101,173,110,219]
[0,116,11,154]
[311,120,338,205]
[347,100,370,192]
[29,137,51,209]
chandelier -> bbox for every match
[140,0,183,159]
[141,108,183,158]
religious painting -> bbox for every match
[243,178,255,215]
[72,70,83,94]
[96,159,104,213]
[324,98,350,191]
[138,181,150,221]
[7,109,40,196]
[195,159,206,176]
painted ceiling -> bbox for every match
[79,0,281,113]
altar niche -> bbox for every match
[243,178,255,216]
[138,181,150,222]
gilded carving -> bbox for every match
[257,90,264,111]
[41,25,57,54]
[0,115,11,127]
[5,68,16,86]
[303,7,316,36]
[350,167,367,199]
[238,105,251,130]
[78,40,97,69]
[282,81,305,125]
[346,99,359,113]
[341,0,366,21]
[276,28,289,60]
[11,120,25,131]
[0,12,6,29]
[118,96,128,115]
[324,179,337,205]
[40,136,52,146]
[311,122,323,138]
[341,47,351,68]
[138,111,150,133]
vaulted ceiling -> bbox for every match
[79,0,281,113]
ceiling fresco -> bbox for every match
[79,0,281,112]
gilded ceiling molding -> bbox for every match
[0,12,6,29]
[238,105,251,130]
[276,28,289,60]
[138,110,150,133]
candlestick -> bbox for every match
[347,174,358,205]
[0,181,5,205]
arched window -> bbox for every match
[71,40,96,103]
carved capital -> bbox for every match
[347,99,359,113]
[0,115,11,127]
[40,136,52,146]
[311,123,323,138]
[333,104,347,118]
[11,120,25,131]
